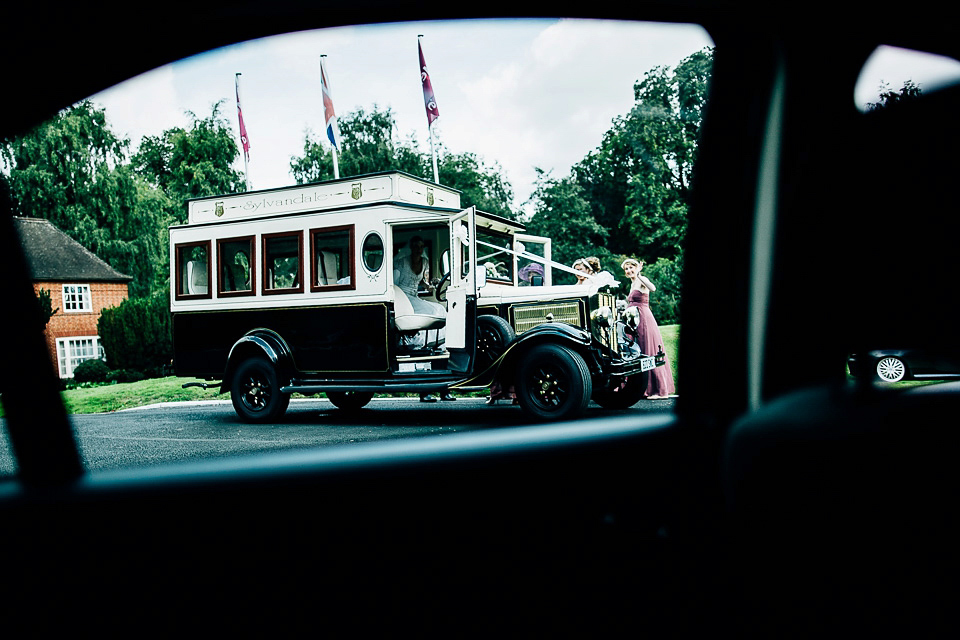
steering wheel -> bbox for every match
[435,272,451,302]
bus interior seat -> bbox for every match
[317,250,339,286]
[186,260,207,295]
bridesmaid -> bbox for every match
[621,258,676,399]
[572,258,593,284]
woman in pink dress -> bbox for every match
[621,258,676,399]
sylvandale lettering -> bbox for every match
[243,190,329,213]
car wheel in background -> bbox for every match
[875,356,907,382]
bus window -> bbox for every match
[311,226,355,290]
[175,241,211,299]
[218,236,254,295]
[262,231,303,294]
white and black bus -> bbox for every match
[171,171,663,422]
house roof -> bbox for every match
[13,217,133,283]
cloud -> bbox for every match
[85,19,713,209]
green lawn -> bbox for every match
[1,329,945,416]
[58,376,222,414]
[659,324,680,393]
[0,329,684,417]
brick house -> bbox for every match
[14,217,132,378]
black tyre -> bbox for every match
[476,314,516,370]
[326,391,374,411]
[591,374,647,409]
[515,344,592,421]
[230,357,290,423]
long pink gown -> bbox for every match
[627,289,675,397]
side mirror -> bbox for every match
[530,274,543,286]
[476,267,487,289]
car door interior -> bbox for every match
[2,2,957,635]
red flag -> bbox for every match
[419,40,440,127]
[235,73,250,162]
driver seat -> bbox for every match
[392,285,445,351]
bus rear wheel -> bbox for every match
[231,357,290,423]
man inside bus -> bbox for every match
[393,235,454,402]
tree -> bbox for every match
[438,151,514,219]
[1,101,170,299]
[290,105,514,217]
[36,288,58,327]
[524,169,609,284]
[290,106,425,183]
[571,47,713,264]
[866,80,923,111]
[133,101,246,223]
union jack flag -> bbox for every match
[320,57,340,151]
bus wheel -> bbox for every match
[592,374,647,409]
[476,314,516,369]
[327,391,374,411]
[231,357,290,423]
[515,344,592,421]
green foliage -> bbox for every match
[571,47,713,264]
[72,358,111,383]
[98,291,172,372]
[132,101,245,222]
[1,101,170,298]
[290,106,425,182]
[524,169,609,284]
[36,288,57,326]
[290,105,514,217]
[438,151,514,219]
[640,255,683,325]
[106,369,146,384]
[866,80,923,111]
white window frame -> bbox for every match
[62,284,92,313]
[56,336,105,378]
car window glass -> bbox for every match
[846,45,960,390]
[2,18,712,473]
[855,45,960,112]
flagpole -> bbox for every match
[429,118,439,184]
[235,73,251,191]
[320,55,341,180]
[418,35,440,184]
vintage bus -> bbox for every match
[170,171,663,422]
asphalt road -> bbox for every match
[0,396,676,474]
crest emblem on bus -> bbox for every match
[215,202,224,217]
[426,187,435,206]
[351,183,362,200]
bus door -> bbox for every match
[446,207,478,349]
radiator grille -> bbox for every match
[512,301,582,333]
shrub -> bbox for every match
[72,358,110,383]
[98,291,172,373]
[106,369,146,383]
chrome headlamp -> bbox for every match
[622,306,640,330]
[591,305,614,328]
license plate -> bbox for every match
[640,356,656,372]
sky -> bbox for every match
[88,19,960,215]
